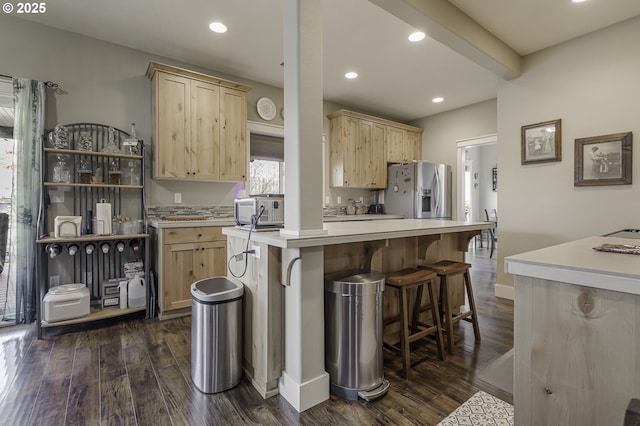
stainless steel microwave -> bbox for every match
[234,195,284,228]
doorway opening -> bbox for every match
[456,134,497,248]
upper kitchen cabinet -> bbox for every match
[146,62,251,181]
[329,110,387,188]
[386,125,423,163]
[328,109,424,188]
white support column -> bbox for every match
[279,0,330,412]
[279,247,329,412]
[281,0,326,237]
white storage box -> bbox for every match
[43,284,90,322]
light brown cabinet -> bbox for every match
[146,62,251,181]
[329,111,387,188]
[386,126,422,163]
[154,226,227,316]
[328,109,423,188]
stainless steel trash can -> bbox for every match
[191,276,244,393]
[324,269,390,401]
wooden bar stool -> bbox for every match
[419,260,480,355]
[384,268,446,379]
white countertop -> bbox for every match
[505,236,640,295]
[223,218,491,248]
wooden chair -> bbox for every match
[419,260,480,355]
[384,268,446,379]
[485,208,498,258]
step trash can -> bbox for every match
[324,269,390,401]
[191,276,244,394]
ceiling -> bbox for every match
[3,0,640,128]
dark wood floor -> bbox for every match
[0,245,512,426]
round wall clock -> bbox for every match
[257,97,277,121]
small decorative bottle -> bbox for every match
[77,132,93,184]
[108,158,122,185]
[102,126,121,153]
[51,154,71,183]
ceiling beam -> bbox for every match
[369,0,521,80]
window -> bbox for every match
[249,132,284,195]
[249,159,284,195]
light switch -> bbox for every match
[337,196,342,205]
[174,193,182,204]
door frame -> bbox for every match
[455,134,497,221]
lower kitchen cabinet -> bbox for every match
[152,225,227,317]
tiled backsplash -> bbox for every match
[149,205,353,221]
[147,205,234,220]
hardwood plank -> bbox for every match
[122,326,172,426]
[0,324,36,404]
[100,375,136,425]
[27,333,78,424]
[0,337,53,411]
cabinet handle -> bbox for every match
[198,233,202,238]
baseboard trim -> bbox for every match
[495,283,514,300]
[279,371,330,412]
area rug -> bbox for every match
[437,391,514,426]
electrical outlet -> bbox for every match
[325,195,330,205]
[49,275,60,287]
[251,245,261,259]
[358,196,363,203]
[337,196,342,205]
[174,193,182,204]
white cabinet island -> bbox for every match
[223,218,491,411]
[505,235,640,426]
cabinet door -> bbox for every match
[190,79,220,180]
[193,241,227,281]
[386,126,406,163]
[368,121,386,187]
[162,243,196,311]
[406,130,422,161]
[154,72,190,179]
[219,87,247,181]
[343,116,361,187]
[358,120,386,188]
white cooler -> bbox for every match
[43,284,90,322]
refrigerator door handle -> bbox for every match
[432,168,441,216]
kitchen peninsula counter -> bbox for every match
[223,219,492,411]
[223,218,490,248]
[505,235,640,426]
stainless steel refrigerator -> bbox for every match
[384,161,452,219]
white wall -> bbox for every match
[497,15,640,295]
[466,143,497,222]
[478,143,497,218]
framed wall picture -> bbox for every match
[521,119,562,164]
[574,132,632,186]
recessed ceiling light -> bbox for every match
[432,97,444,103]
[345,72,358,79]
[209,22,227,33]
[408,31,425,42]
[572,0,587,2]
